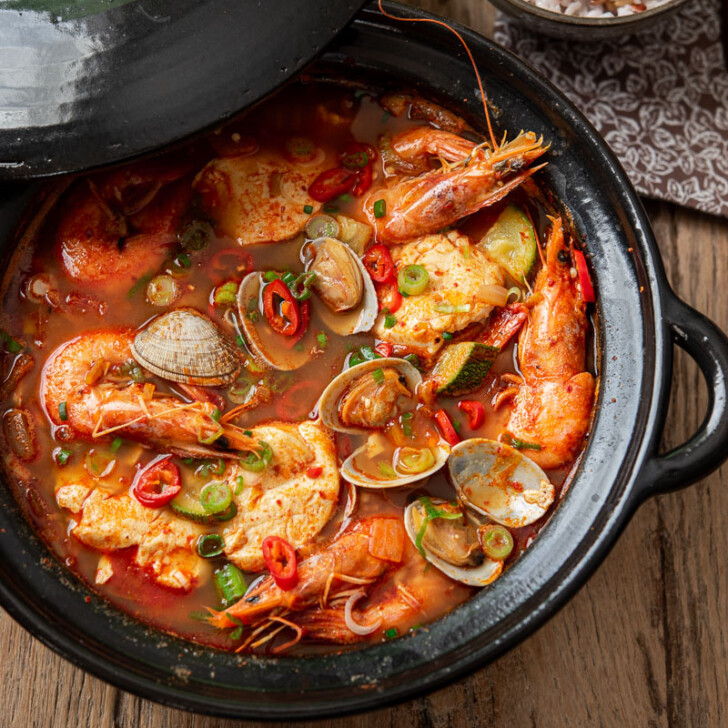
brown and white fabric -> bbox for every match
[494,0,728,218]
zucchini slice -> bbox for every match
[170,491,215,524]
[480,204,537,282]
[433,342,499,397]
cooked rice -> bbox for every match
[521,0,673,18]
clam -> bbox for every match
[306,237,377,336]
[317,358,422,435]
[448,439,555,528]
[404,498,502,586]
[340,441,450,489]
[236,272,313,371]
[131,307,240,386]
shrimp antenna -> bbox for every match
[376,0,497,150]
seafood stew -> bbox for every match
[0,81,596,654]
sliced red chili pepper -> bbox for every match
[308,167,356,203]
[306,465,323,479]
[376,279,402,314]
[131,456,181,508]
[283,299,310,349]
[274,379,317,420]
[352,163,373,196]
[363,244,395,283]
[375,341,393,358]
[573,249,595,303]
[263,279,300,336]
[457,400,485,430]
[261,535,298,591]
[434,409,460,446]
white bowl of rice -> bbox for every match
[489,0,688,38]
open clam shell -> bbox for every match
[340,441,450,489]
[448,438,555,528]
[131,307,240,386]
[317,358,422,435]
[403,500,502,586]
[237,272,314,371]
[306,236,377,336]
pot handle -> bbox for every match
[638,292,728,498]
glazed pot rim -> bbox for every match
[0,1,725,720]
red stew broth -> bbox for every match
[0,81,581,653]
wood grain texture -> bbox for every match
[2,3,727,727]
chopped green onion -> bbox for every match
[305,214,339,240]
[211,408,221,422]
[378,462,397,479]
[384,313,397,329]
[197,534,224,559]
[360,346,380,361]
[501,433,542,451]
[478,525,514,561]
[110,437,123,453]
[507,286,523,304]
[234,475,244,495]
[401,412,413,438]
[200,481,233,514]
[198,423,224,445]
[434,302,471,314]
[84,449,116,478]
[414,496,462,558]
[373,199,386,218]
[281,271,297,286]
[212,458,226,476]
[395,447,435,475]
[0,330,22,353]
[236,335,245,348]
[384,627,398,640]
[371,368,385,384]
[323,204,339,213]
[180,220,214,251]
[452,420,461,435]
[263,271,279,282]
[341,151,369,169]
[316,331,328,349]
[177,252,192,268]
[290,271,316,301]
[213,280,239,306]
[404,353,420,368]
[146,275,180,307]
[398,264,428,296]
[126,272,153,300]
[59,402,68,421]
[54,447,72,466]
[188,610,211,622]
[244,430,253,437]
[214,563,247,607]
[183,457,195,466]
[303,204,314,214]
[442,332,453,340]
[240,441,273,472]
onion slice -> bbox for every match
[477,283,509,308]
[344,589,382,636]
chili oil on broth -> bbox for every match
[0,80,592,654]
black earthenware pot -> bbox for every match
[0,1,727,720]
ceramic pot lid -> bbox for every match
[0,0,367,180]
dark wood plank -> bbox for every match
[2,3,727,727]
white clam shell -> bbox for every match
[448,438,555,528]
[237,272,313,371]
[131,307,240,386]
[340,441,450,489]
[317,358,422,435]
[403,502,502,586]
[307,236,377,336]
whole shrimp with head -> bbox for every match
[366,125,549,245]
[495,217,596,470]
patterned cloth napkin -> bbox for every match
[494,0,728,218]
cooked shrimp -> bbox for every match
[41,329,258,457]
[374,231,505,362]
[193,151,327,246]
[221,421,339,572]
[209,517,405,628]
[367,129,548,245]
[501,218,595,469]
[56,161,192,293]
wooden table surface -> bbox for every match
[2,2,727,726]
